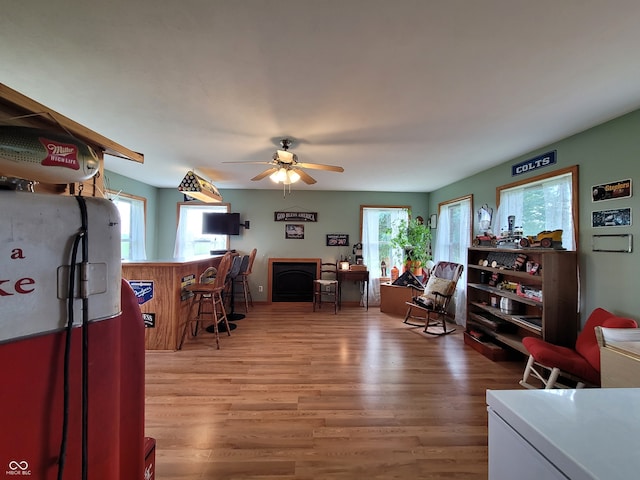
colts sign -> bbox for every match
[512,150,556,176]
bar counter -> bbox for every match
[122,255,223,350]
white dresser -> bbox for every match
[487,388,640,479]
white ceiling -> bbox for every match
[2,1,640,193]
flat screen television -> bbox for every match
[202,212,240,235]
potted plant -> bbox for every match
[388,215,432,275]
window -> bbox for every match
[434,195,472,324]
[109,191,147,261]
[173,203,230,258]
[496,166,578,251]
[360,205,410,305]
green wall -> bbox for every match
[430,109,640,322]
[106,108,640,321]
[102,170,160,259]
[103,177,429,302]
[167,189,428,302]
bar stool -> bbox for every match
[234,248,257,312]
[178,252,233,350]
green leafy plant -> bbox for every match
[388,215,432,267]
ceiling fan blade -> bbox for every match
[295,168,317,185]
[251,167,278,181]
[296,162,344,172]
[223,160,275,166]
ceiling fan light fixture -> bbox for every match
[270,167,287,183]
[270,167,301,185]
[178,170,223,203]
[222,136,342,192]
[288,169,300,183]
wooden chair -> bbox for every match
[404,261,464,335]
[234,248,257,312]
[313,262,339,314]
[178,252,233,350]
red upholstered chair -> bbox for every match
[519,307,638,389]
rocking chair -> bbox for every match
[404,261,464,335]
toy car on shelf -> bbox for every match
[472,234,497,247]
[518,229,563,249]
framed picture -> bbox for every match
[326,233,349,246]
[285,224,304,239]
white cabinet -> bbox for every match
[487,389,640,480]
[488,409,566,480]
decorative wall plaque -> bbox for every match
[274,211,318,222]
[326,234,349,246]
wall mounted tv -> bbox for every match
[202,212,240,235]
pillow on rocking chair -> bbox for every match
[414,276,456,309]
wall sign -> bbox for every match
[274,211,318,222]
[180,273,196,301]
[326,234,349,246]
[592,178,632,202]
[129,280,154,305]
[142,313,156,328]
[511,150,556,176]
[591,207,632,227]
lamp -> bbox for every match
[178,171,223,203]
[269,167,300,185]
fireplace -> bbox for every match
[268,258,321,302]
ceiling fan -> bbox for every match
[224,138,344,185]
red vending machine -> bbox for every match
[0,189,146,479]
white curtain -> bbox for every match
[362,207,409,306]
[173,206,191,258]
[174,204,228,258]
[130,199,147,260]
[434,197,471,325]
[496,172,575,250]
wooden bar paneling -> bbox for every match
[122,256,222,350]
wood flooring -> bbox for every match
[144,303,527,479]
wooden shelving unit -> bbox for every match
[465,247,578,360]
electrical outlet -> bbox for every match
[258,285,263,292]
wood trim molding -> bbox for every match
[0,83,143,163]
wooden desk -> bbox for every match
[122,255,222,350]
[338,269,369,310]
